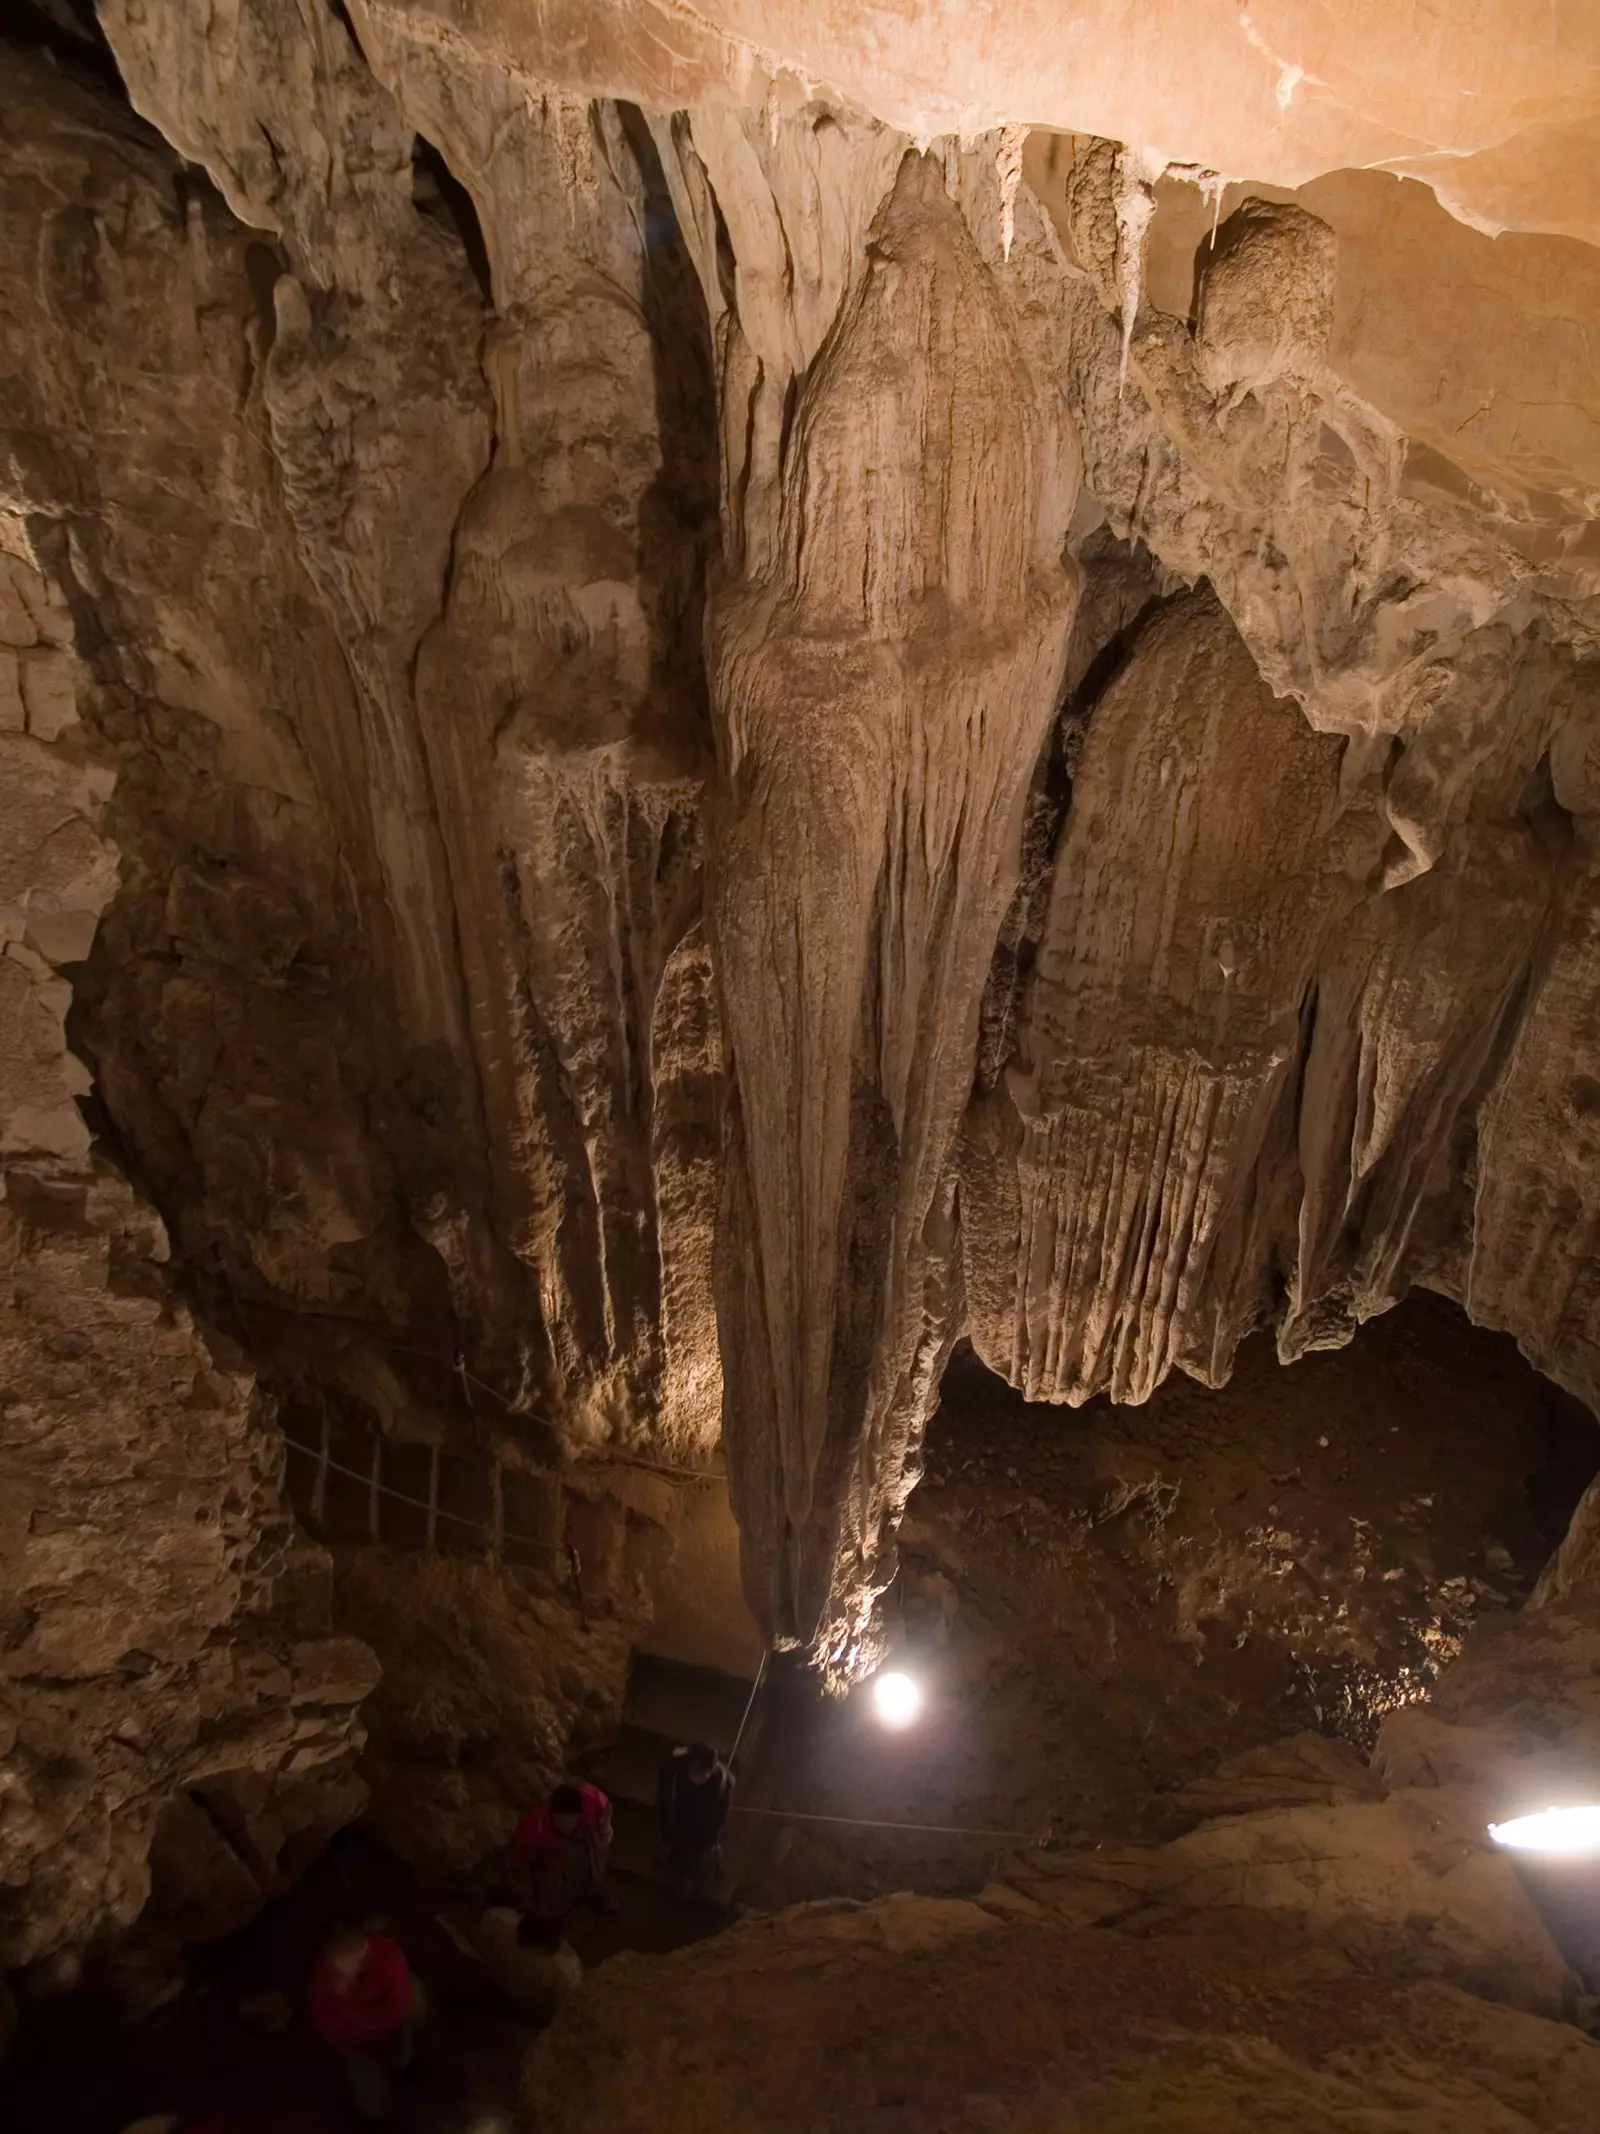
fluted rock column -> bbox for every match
[682,142,1079,1661]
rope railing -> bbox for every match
[279,1430,563,1557]
[224,1292,721,1482]
[279,1437,1046,1848]
[728,1649,770,1770]
[729,1805,1051,1844]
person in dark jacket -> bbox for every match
[656,1742,733,1902]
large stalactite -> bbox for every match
[674,141,1079,1659]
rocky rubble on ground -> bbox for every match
[527,1561,1600,2130]
[525,1890,1600,2132]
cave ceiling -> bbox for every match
[3,0,1600,1688]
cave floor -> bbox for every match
[725,1293,1596,1908]
[0,1827,725,2134]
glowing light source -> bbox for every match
[1488,1806,1600,1856]
[872,1670,922,1729]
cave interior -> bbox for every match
[5,0,1600,2128]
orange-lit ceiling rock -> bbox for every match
[350,0,1600,245]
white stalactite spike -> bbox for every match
[1204,170,1226,246]
[996,125,1026,262]
[1163,162,1230,248]
[1111,147,1164,394]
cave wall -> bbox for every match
[3,0,1600,1966]
[636,107,1600,1662]
[0,82,377,1981]
[68,0,724,1456]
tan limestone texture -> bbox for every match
[0,510,377,1986]
[353,0,1600,245]
[525,1887,1600,2133]
[329,1549,632,1877]
[0,24,723,1932]
[4,0,1600,1978]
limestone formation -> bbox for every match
[353,0,1600,245]
[657,127,1080,1663]
[0,500,375,1981]
[3,0,1600,1973]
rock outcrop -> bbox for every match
[0,500,375,1980]
[526,1901,1599,2132]
[525,1866,1597,2133]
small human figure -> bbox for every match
[307,1925,425,2123]
[509,1782,618,1938]
[656,1741,733,1902]
[473,1905,583,2025]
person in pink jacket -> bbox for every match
[509,1783,618,1935]
[308,1927,425,2121]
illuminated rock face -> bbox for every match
[0,391,375,1980]
[350,0,1600,245]
[2,0,1600,1962]
[674,143,1080,1662]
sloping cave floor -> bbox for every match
[3,1292,1593,2131]
[728,1290,1597,1908]
[0,1822,727,2133]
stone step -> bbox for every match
[590,1724,676,1811]
[621,1652,757,1753]
[606,1799,673,1887]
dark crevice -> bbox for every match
[777,368,801,471]
[1285,976,1321,1162]
[411,134,493,304]
[710,183,737,315]
[244,238,288,362]
[973,530,1182,1091]
[182,1783,269,1885]
[172,156,238,222]
[1067,596,1168,742]
[323,0,361,48]
[0,0,127,101]
[1522,744,1577,868]
[616,100,720,768]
